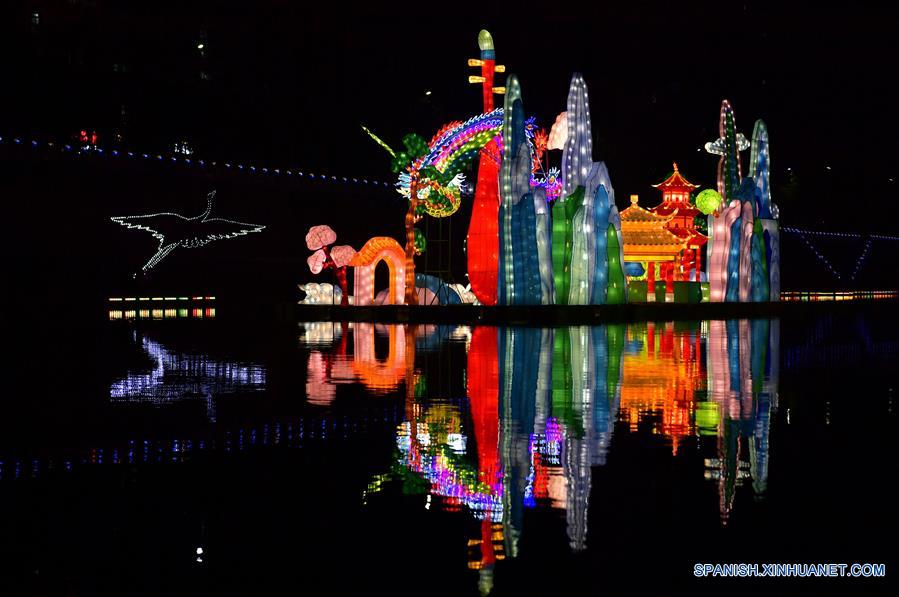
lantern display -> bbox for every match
[348,237,406,306]
[338,35,780,308]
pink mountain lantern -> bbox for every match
[547,112,569,150]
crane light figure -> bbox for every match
[111,190,265,272]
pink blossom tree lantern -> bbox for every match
[306,225,356,306]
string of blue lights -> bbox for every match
[0,134,395,189]
[782,226,899,241]
[795,231,842,280]
[850,239,873,281]
[791,230,879,282]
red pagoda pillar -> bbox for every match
[681,250,691,282]
[646,261,655,301]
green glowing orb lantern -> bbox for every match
[695,189,723,215]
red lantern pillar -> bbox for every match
[467,141,500,305]
[681,249,691,282]
[466,31,502,306]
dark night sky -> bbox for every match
[2,1,898,231]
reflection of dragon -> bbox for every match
[111,191,265,271]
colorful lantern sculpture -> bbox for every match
[554,74,626,305]
[348,237,406,305]
[498,74,546,305]
[749,119,780,301]
[467,139,501,305]
[367,32,558,306]
[366,111,503,304]
[298,282,343,305]
[355,35,782,308]
[704,101,779,302]
[305,225,356,306]
[695,189,723,216]
[466,30,506,305]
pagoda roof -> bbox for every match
[620,195,675,224]
[652,162,698,191]
[621,229,687,253]
[654,202,701,218]
[669,226,709,247]
[620,196,687,259]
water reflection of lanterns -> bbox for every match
[311,319,779,593]
[702,318,778,524]
[300,322,412,403]
[619,321,705,454]
[352,324,406,392]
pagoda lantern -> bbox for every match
[619,194,688,301]
[652,161,700,231]
[650,162,709,282]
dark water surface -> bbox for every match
[2,310,897,594]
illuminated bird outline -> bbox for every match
[111,190,265,271]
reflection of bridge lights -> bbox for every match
[109,331,266,421]
[3,407,406,483]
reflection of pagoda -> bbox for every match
[650,162,708,282]
[618,322,703,454]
